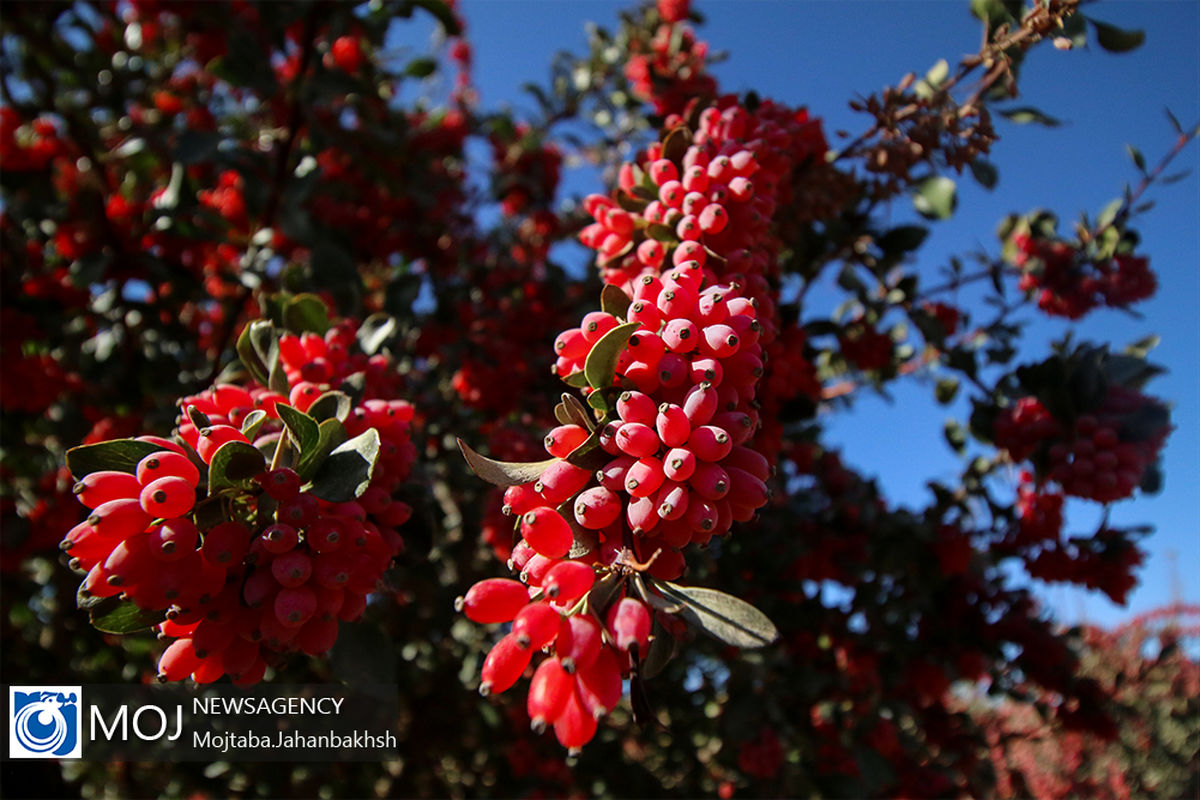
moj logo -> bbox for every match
[9,686,82,759]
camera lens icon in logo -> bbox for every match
[9,687,82,759]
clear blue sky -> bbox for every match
[406,1,1199,628]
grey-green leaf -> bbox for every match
[88,596,167,634]
[458,439,558,488]
[208,441,266,495]
[912,176,957,220]
[297,418,349,482]
[66,439,164,480]
[308,429,381,502]
[283,293,330,335]
[658,583,780,649]
[276,403,321,459]
[1089,18,1145,53]
[584,321,640,390]
[601,284,632,320]
[307,391,352,423]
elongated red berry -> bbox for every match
[137,451,201,488]
[88,498,153,540]
[261,523,299,554]
[513,601,561,649]
[655,404,691,448]
[576,645,623,718]
[615,422,659,459]
[272,550,313,588]
[521,507,573,559]
[554,684,598,750]
[255,468,301,500]
[74,471,141,509]
[617,391,657,425]
[545,425,589,458]
[275,586,317,628]
[148,518,197,561]
[457,577,530,624]
[158,638,201,682]
[574,486,621,530]
[607,597,652,654]
[627,495,659,535]
[195,425,249,464]
[543,561,595,604]
[528,657,574,731]
[625,457,665,498]
[557,614,602,672]
[139,476,196,519]
[480,633,531,696]
[535,461,592,505]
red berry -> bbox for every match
[521,507,574,559]
[158,638,201,682]
[557,614,602,672]
[275,586,317,628]
[256,468,301,500]
[573,486,622,530]
[545,424,590,458]
[543,560,595,604]
[88,497,153,540]
[201,521,251,565]
[480,633,531,696]
[607,597,652,654]
[73,470,142,508]
[139,476,196,519]
[553,683,598,750]
[261,523,299,554]
[457,577,530,624]
[136,451,200,488]
[512,601,561,650]
[528,657,574,731]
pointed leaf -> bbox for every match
[912,176,957,220]
[584,322,640,390]
[275,403,321,459]
[458,439,558,488]
[661,125,689,163]
[658,582,780,649]
[998,106,1062,127]
[297,418,349,482]
[66,439,163,480]
[645,223,676,243]
[240,409,268,440]
[601,284,632,320]
[307,391,352,423]
[1089,18,1145,53]
[558,393,593,431]
[88,596,167,634]
[208,441,267,495]
[236,323,270,386]
[357,313,399,356]
[308,429,381,502]
[283,293,330,335]
[563,371,590,389]
[641,619,677,679]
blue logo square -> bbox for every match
[8,686,82,759]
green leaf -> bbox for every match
[555,393,593,431]
[877,225,928,255]
[283,293,330,336]
[307,391,352,423]
[88,597,167,635]
[405,57,437,78]
[912,176,957,220]
[275,403,321,459]
[457,439,558,488]
[563,371,590,389]
[240,409,268,440]
[1123,334,1160,359]
[308,429,381,502]
[925,59,949,88]
[935,378,960,405]
[357,314,397,356]
[1126,143,1147,172]
[998,106,1062,127]
[944,419,967,455]
[208,441,266,495]
[1089,18,1145,53]
[236,322,270,386]
[584,322,640,390]
[645,223,676,242]
[600,284,632,320]
[641,618,676,679]
[661,125,689,163]
[657,582,779,649]
[297,418,348,482]
[970,158,999,189]
[66,439,163,480]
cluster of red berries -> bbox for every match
[624,14,714,117]
[1011,233,1157,319]
[63,318,417,684]
[1015,480,1065,545]
[995,387,1167,504]
[838,323,894,372]
[458,573,655,751]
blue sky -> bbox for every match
[422,0,1199,628]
